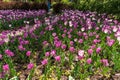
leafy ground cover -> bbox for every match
[0,10,120,80]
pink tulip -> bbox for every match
[86,58,92,64]
[96,47,101,53]
[26,51,31,57]
[45,52,50,57]
[0,54,2,59]
[87,49,93,55]
[70,41,74,46]
[3,64,9,71]
[5,49,14,57]
[41,59,48,65]
[78,39,83,43]
[69,47,75,52]
[27,63,34,70]
[101,59,109,66]
[54,56,61,62]
[78,50,84,60]
[61,44,67,49]
[50,50,56,56]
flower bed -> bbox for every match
[0,10,46,30]
[0,10,120,79]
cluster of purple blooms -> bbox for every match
[0,10,46,22]
[0,10,120,78]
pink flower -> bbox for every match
[52,33,57,37]
[85,36,88,40]
[18,45,26,51]
[96,35,99,38]
[0,54,2,59]
[26,51,31,57]
[90,45,96,49]
[41,59,48,65]
[54,56,61,62]
[78,50,84,60]
[93,39,100,44]
[70,41,74,46]
[107,39,115,46]
[68,34,72,38]
[5,49,14,57]
[86,58,92,64]
[42,41,48,45]
[45,52,50,57]
[54,41,62,48]
[24,40,29,45]
[3,64,9,71]
[27,63,34,70]
[23,32,28,38]
[87,49,93,55]
[101,59,109,66]
[61,44,66,50]
[62,34,66,38]
[78,39,83,43]
[96,47,101,53]
[69,47,75,52]
[50,50,56,56]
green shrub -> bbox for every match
[52,2,73,14]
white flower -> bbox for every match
[104,29,108,34]
[69,76,75,80]
[113,27,118,32]
[81,27,85,32]
[69,21,72,27]
[117,36,120,41]
[78,50,84,57]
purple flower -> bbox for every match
[41,59,48,65]
[61,44,67,50]
[70,41,74,46]
[42,41,48,45]
[54,41,62,48]
[101,59,109,66]
[90,45,96,49]
[86,58,92,64]
[5,49,14,57]
[18,45,26,51]
[50,50,56,56]
[27,63,34,70]
[69,47,75,52]
[45,52,50,57]
[78,39,83,43]
[96,47,101,53]
[26,51,31,57]
[78,50,84,60]
[0,72,5,78]
[3,64,9,71]
[93,39,100,44]
[68,34,72,38]
[107,38,115,46]
[54,56,61,62]
[23,32,28,38]
[52,33,57,37]
[87,49,93,55]
[0,54,2,59]
[62,34,66,38]
[0,40,5,45]
[96,35,99,38]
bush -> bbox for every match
[0,2,15,10]
[52,2,73,14]
[0,1,48,11]
[30,2,48,11]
